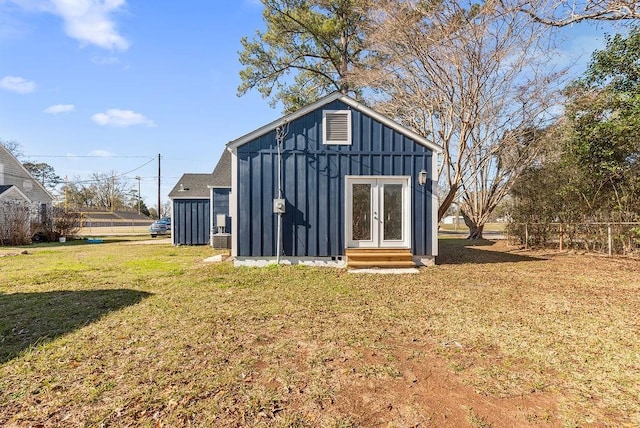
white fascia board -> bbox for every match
[226,92,443,154]
[337,96,443,154]
[227,92,345,150]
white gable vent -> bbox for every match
[323,110,352,145]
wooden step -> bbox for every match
[348,260,417,269]
[345,247,411,255]
[346,248,416,269]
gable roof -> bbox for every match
[0,184,32,203]
[226,92,443,153]
[0,144,54,202]
[168,149,232,199]
[211,149,231,188]
[168,173,214,199]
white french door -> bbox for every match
[345,176,411,248]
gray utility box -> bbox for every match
[212,233,231,249]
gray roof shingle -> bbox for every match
[168,150,231,199]
[168,173,214,198]
[211,150,231,188]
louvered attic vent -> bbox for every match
[323,110,352,145]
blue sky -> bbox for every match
[0,0,618,209]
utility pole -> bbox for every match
[157,153,161,218]
[135,176,141,215]
[111,174,115,213]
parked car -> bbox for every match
[149,217,171,237]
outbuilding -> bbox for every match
[226,92,442,268]
[169,150,232,246]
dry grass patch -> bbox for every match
[0,238,638,426]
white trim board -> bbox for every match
[344,175,411,249]
[229,148,239,258]
[226,92,443,153]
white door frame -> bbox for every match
[345,176,411,248]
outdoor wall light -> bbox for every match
[418,169,428,186]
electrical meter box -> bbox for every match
[273,198,286,214]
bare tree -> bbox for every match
[0,138,24,159]
[64,172,133,211]
[511,0,640,26]
[0,201,32,245]
[354,0,565,238]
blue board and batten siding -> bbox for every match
[173,190,231,245]
[173,199,210,245]
[212,188,231,232]
[235,99,435,258]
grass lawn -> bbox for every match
[1,238,638,427]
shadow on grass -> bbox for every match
[0,289,152,363]
[26,237,147,248]
[437,238,544,265]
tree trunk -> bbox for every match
[467,222,484,239]
[462,211,485,239]
[438,185,459,222]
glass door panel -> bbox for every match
[352,183,371,241]
[382,184,403,241]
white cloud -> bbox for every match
[91,108,155,127]
[0,75,36,93]
[44,103,75,114]
[89,149,115,157]
[9,0,129,51]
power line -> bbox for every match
[25,154,153,159]
[3,170,179,184]
[114,158,157,179]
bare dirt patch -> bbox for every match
[332,343,559,427]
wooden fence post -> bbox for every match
[559,223,564,251]
[525,223,529,249]
[607,223,612,257]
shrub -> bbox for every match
[0,201,33,245]
[53,208,81,238]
